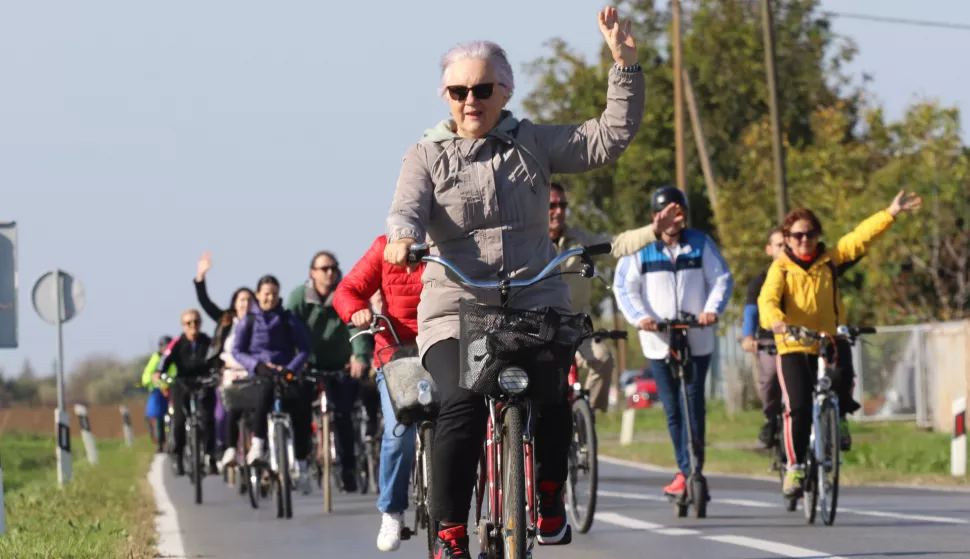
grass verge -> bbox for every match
[0,432,157,558]
[598,402,969,487]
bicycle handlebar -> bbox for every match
[406,242,611,290]
[589,329,628,342]
[348,313,401,345]
[655,313,714,332]
[786,325,876,345]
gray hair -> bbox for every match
[438,40,515,100]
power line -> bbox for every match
[822,10,970,31]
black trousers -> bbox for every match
[170,381,216,457]
[778,339,859,465]
[251,374,313,460]
[424,339,572,524]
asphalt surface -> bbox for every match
[151,454,970,559]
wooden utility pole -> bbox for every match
[672,0,686,195]
[761,0,789,223]
[683,69,718,213]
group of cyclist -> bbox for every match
[142,7,922,557]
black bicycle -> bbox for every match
[565,328,627,534]
[656,312,714,519]
[162,373,220,505]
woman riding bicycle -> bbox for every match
[143,335,176,453]
[191,251,256,471]
[758,190,921,498]
[156,309,216,475]
[383,9,644,557]
[231,275,313,491]
[334,234,424,552]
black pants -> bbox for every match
[778,339,859,465]
[425,339,572,524]
[226,407,244,449]
[325,374,361,487]
[252,377,313,460]
[170,381,216,457]
[358,380,381,438]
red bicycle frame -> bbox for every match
[474,399,537,557]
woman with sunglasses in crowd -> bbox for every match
[383,8,645,557]
[758,190,921,499]
[192,251,257,471]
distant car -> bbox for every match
[619,367,658,409]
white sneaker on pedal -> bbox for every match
[218,448,237,472]
[297,460,312,495]
[376,512,403,552]
[247,438,266,466]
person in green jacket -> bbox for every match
[286,250,373,492]
[143,335,177,453]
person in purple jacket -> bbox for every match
[232,274,313,488]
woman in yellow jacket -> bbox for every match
[758,190,921,497]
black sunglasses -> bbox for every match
[788,229,819,241]
[549,201,568,210]
[446,83,501,102]
[313,265,338,273]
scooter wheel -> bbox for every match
[691,477,707,519]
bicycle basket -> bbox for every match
[221,376,266,412]
[458,299,593,404]
[381,354,440,427]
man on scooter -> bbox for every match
[612,186,733,500]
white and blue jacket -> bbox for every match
[613,229,734,360]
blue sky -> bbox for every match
[2,0,969,376]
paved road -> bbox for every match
[150,454,970,559]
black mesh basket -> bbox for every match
[221,376,267,412]
[458,298,593,404]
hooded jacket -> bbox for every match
[385,65,647,360]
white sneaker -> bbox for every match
[297,460,312,495]
[218,447,237,472]
[247,438,266,466]
[376,512,403,552]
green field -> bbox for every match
[0,432,157,558]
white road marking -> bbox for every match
[148,454,187,559]
[704,535,848,558]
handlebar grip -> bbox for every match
[407,243,430,263]
[856,326,877,335]
[584,243,612,257]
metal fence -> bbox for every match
[710,321,969,429]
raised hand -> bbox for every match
[888,189,922,217]
[598,6,638,67]
[653,201,685,234]
[196,251,212,282]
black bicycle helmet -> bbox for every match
[650,185,688,214]
[157,335,173,351]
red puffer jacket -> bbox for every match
[333,235,424,366]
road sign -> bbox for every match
[0,221,16,349]
[31,270,84,325]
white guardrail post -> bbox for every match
[74,404,99,465]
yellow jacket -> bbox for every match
[758,210,895,355]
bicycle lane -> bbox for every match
[590,456,970,558]
[149,452,969,559]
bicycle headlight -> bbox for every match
[498,366,529,396]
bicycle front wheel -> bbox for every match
[191,425,203,505]
[321,413,332,513]
[275,422,293,519]
[502,405,527,559]
[420,424,435,559]
[566,398,597,534]
[818,403,840,526]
